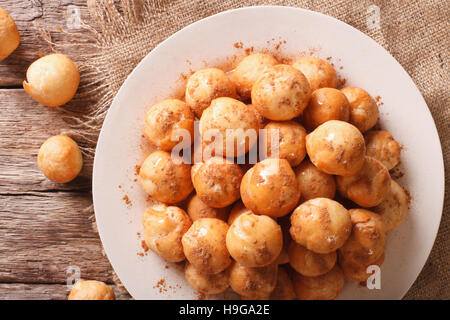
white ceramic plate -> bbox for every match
[93,6,445,300]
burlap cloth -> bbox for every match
[60,0,448,299]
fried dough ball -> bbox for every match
[226,213,283,267]
[0,8,20,61]
[228,200,252,225]
[139,150,193,204]
[337,156,391,207]
[186,194,229,221]
[185,262,229,295]
[364,130,401,170]
[229,261,278,298]
[270,267,294,300]
[294,159,336,201]
[68,280,115,300]
[288,241,336,277]
[143,99,194,151]
[292,57,337,92]
[191,157,243,208]
[23,54,80,107]
[251,64,311,120]
[293,265,344,300]
[305,120,366,176]
[290,198,351,254]
[303,88,350,131]
[263,121,307,167]
[185,68,237,117]
[37,135,83,183]
[341,87,379,133]
[339,209,386,265]
[373,180,409,231]
[182,218,231,274]
[240,158,300,218]
[339,252,384,283]
[142,204,192,262]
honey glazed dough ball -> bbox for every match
[251,64,311,121]
[185,262,230,295]
[292,57,338,92]
[37,135,83,183]
[229,261,278,299]
[226,213,283,267]
[364,130,401,170]
[339,252,384,283]
[305,120,366,176]
[142,204,192,262]
[240,158,301,218]
[186,194,229,222]
[185,68,237,118]
[0,8,20,61]
[68,279,115,300]
[290,198,352,254]
[288,241,337,277]
[337,156,391,207]
[270,266,294,300]
[293,265,344,300]
[23,53,80,107]
[182,218,231,274]
[139,150,193,204]
[143,99,195,151]
[295,160,336,202]
[341,87,379,133]
[228,200,252,225]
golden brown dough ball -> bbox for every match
[305,120,366,176]
[270,266,294,300]
[187,194,229,221]
[240,158,300,218]
[290,198,351,254]
[182,218,231,274]
[252,64,311,121]
[37,135,83,183]
[337,156,391,207]
[226,213,283,267]
[68,279,115,300]
[142,204,192,262]
[229,261,278,298]
[228,200,252,225]
[339,252,384,283]
[0,8,20,61]
[293,265,344,300]
[288,241,336,277]
[143,99,194,151]
[302,88,350,131]
[185,262,230,295]
[191,157,243,208]
[364,130,401,170]
[185,68,237,118]
[294,159,336,201]
[139,150,193,204]
[292,57,337,92]
[373,180,409,231]
[341,87,379,133]
[23,54,80,107]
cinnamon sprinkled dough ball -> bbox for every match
[23,54,80,107]
[270,267,294,300]
[139,150,193,204]
[337,156,391,207]
[295,159,336,201]
[229,261,278,299]
[185,262,229,295]
[228,200,252,225]
[288,241,336,277]
[185,68,237,118]
[293,265,344,300]
[240,158,300,218]
[142,204,192,262]
[252,64,311,121]
[364,130,401,170]
[144,99,194,151]
[37,135,83,183]
[339,252,384,283]
[187,194,229,221]
[305,120,366,176]
[373,180,409,231]
[0,8,20,61]
[226,213,283,267]
[68,280,115,300]
[290,198,351,254]
[182,218,231,274]
[292,57,337,92]
[341,87,379,133]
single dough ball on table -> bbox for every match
[23,54,80,107]
[290,198,352,254]
[0,8,20,61]
[182,218,231,274]
[270,266,294,300]
[294,160,335,202]
[337,156,391,207]
[185,68,237,118]
[292,57,337,92]
[231,53,278,100]
[341,87,379,133]
[68,279,115,300]
[186,194,229,221]
[229,261,278,299]
[143,99,195,151]
[306,120,366,176]
[228,200,252,225]
[139,150,193,204]
[185,262,229,295]
[373,180,409,231]
[252,64,311,121]
[288,241,336,277]
[240,158,301,218]
[226,213,283,267]
[339,252,384,283]
[364,130,401,170]
[37,135,83,183]
[293,265,344,300]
